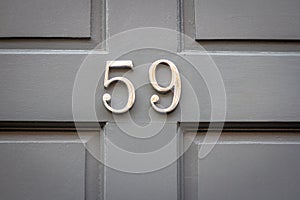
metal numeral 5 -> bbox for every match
[102,60,135,114]
[103,60,181,114]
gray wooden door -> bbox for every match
[0,0,300,199]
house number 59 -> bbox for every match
[102,59,181,114]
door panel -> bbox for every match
[104,122,178,200]
[1,53,300,122]
[0,0,91,38]
[194,0,300,39]
[183,131,300,200]
[0,130,102,200]
[0,0,104,49]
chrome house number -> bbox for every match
[103,59,181,114]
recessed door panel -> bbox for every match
[184,131,300,200]
[195,0,300,39]
[0,0,91,38]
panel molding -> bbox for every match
[180,0,300,52]
[194,0,300,40]
[179,122,300,200]
[1,121,300,131]
[0,0,106,50]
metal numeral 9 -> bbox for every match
[149,59,181,113]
